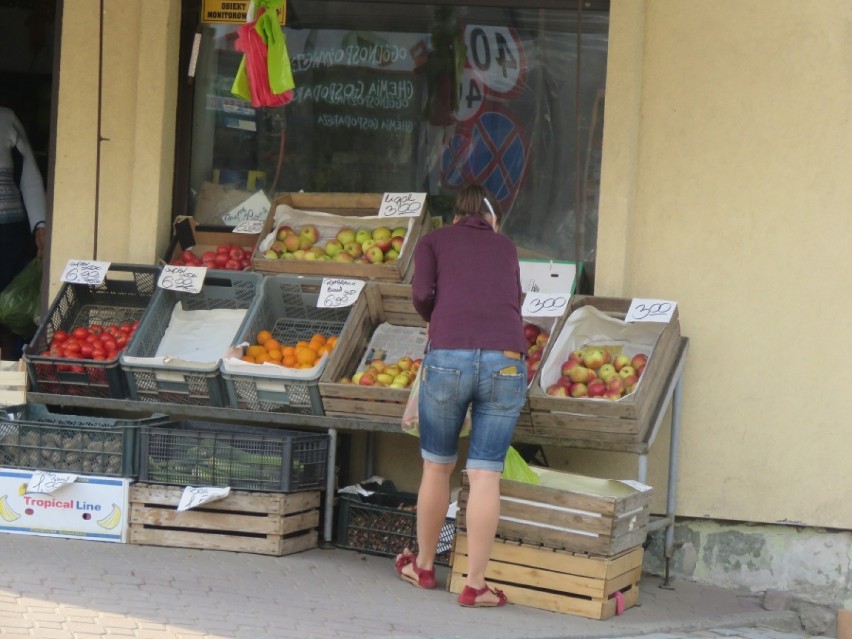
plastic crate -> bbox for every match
[23,264,160,398]
[138,420,329,492]
[121,270,262,407]
[336,494,455,566]
[0,403,168,477]
[222,275,351,414]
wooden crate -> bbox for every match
[129,483,320,556]
[526,296,681,444]
[318,282,425,421]
[457,469,651,556]
[448,533,642,620]
[251,192,431,282]
[0,360,26,407]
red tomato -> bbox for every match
[80,344,94,358]
[71,326,89,340]
[216,244,231,254]
[69,365,85,374]
[89,324,104,335]
[224,259,240,270]
[92,349,106,359]
[116,335,128,349]
[101,337,117,352]
[120,323,133,334]
[182,249,197,262]
[53,330,68,343]
[214,253,229,267]
[229,247,245,261]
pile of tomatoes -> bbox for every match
[171,243,252,271]
[41,321,140,362]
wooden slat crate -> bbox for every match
[318,282,425,421]
[457,469,651,556]
[448,533,642,620]
[251,192,431,282]
[0,361,26,407]
[164,216,260,264]
[526,296,682,444]
[129,483,320,556]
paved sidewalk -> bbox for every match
[0,534,818,639]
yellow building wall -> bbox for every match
[50,0,180,299]
[592,0,852,529]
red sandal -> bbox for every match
[457,584,508,608]
[394,551,436,589]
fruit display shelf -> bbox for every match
[250,192,431,282]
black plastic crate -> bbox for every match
[121,271,262,407]
[0,403,168,477]
[23,264,159,398]
[336,494,455,566]
[139,420,329,492]
[222,275,350,414]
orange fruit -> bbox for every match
[257,330,273,345]
[317,345,330,357]
[264,338,281,353]
[295,340,310,350]
[282,354,297,368]
[254,352,271,364]
[295,345,318,366]
[267,348,283,362]
[326,336,337,349]
[310,334,327,347]
[247,344,265,358]
[282,345,296,358]
[240,355,256,364]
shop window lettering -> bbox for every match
[291,44,409,72]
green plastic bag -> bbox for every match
[256,9,294,95]
[231,56,252,102]
[501,446,540,485]
[0,256,42,337]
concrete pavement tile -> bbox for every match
[18,630,73,639]
[63,621,106,635]
[0,615,33,629]
[134,631,173,639]
[0,602,28,613]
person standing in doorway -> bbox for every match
[0,106,47,360]
[396,183,527,607]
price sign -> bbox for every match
[522,292,569,318]
[26,471,78,494]
[221,190,270,226]
[626,298,677,323]
[177,486,231,512]
[378,192,426,218]
[61,260,111,285]
[233,220,264,234]
[318,278,365,308]
[158,264,207,294]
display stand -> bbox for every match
[26,338,688,571]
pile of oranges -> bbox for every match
[240,330,337,369]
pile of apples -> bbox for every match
[339,356,422,388]
[523,322,550,385]
[40,321,140,367]
[171,243,252,271]
[545,346,649,400]
[262,224,407,264]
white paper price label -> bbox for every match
[233,220,263,234]
[27,471,78,494]
[177,486,231,512]
[618,479,653,492]
[521,292,569,317]
[626,298,677,323]
[158,265,207,294]
[378,192,426,218]
[221,190,270,226]
[318,278,365,308]
[61,260,111,286]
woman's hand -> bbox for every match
[34,226,46,255]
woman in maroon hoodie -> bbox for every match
[396,184,527,608]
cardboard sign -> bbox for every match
[201,0,286,24]
[0,468,129,543]
[626,298,677,323]
[158,265,207,294]
[318,278,365,308]
[222,190,271,226]
[60,260,110,286]
[377,192,426,218]
[519,260,577,295]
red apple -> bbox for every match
[607,376,625,394]
[523,323,541,344]
[613,354,632,372]
[569,382,588,398]
[587,379,607,397]
[546,384,568,397]
[583,349,605,370]
[561,359,580,377]
[364,245,385,264]
[569,366,591,384]
[535,332,549,348]
[390,236,404,252]
[299,224,319,244]
[631,353,649,374]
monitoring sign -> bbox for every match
[201,0,285,24]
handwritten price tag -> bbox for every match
[522,292,569,317]
[177,486,231,512]
[27,471,78,494]
[158,265,207,294]
[378,192,426,218]
[221,190,270,226]
[233,220,263,234]
[318,278,366,308]
[626,298,677,323]
[61,260,111,285]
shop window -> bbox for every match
[182,1,608,266]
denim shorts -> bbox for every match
[418,349,527,472]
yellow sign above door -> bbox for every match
[201,1,286,25]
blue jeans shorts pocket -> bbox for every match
[489,369,526,411]
[422,363,461,404]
